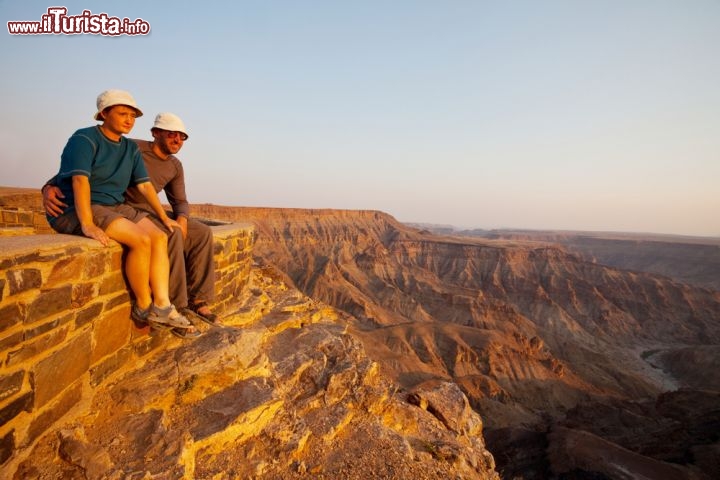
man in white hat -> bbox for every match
[125,113,217,324]
[43,110,218,325]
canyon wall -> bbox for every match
[2,187,718,479]
[191,203,720,479]
[445,228,720,292]
[0,189,500,479]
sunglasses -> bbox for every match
[165,131,188,141]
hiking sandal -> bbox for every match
[170,326,202,339]
[148,304,194,330]
[130,304,151,325]
[185,300,219,325]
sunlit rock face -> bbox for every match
[2,186,717,479]
[0,188,499,479]
[12,266,499,479]
[191,204,720,480]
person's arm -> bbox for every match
[164,159,190,238]
[72,175,109,246]
[135,181,180,233]
[42,175,68,217]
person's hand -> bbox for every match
[177,216,188,239]
[161,216,181,234]
[80,223,110,246]
[43,185,68,217]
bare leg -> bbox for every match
[136,218,172,308]
[134,219,197,334]
[104,217,152,309]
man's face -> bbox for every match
[153,129,187,156]
[101,105,138,136]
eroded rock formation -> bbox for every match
[2,187,718,479]
[10,267,499,479]
[190,204,720,479]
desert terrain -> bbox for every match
[2,186,718,479]
[194,205,720,479]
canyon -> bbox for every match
[1,187,718,479]
[192,204,720,479]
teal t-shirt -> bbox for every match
[54,126,150,215]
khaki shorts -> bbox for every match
[50,204,149,235]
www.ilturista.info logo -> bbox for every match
[7,7,150,36]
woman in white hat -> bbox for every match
[47,89,199,338]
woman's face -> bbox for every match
[101,105,138,138]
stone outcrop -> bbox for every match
[0,218,254,476]
[10,268,498,479]
[4,187,719,479]
[0,188,499,479]
[187,203,720,480]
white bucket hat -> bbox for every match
[152,112,188,139]
[94,89,143,121]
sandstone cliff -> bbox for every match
[442,228,720,292]
[11,267,498,479]
[0,188,499,479]
[3,187,719,479]
[190,204,720,480]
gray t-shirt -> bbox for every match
[124,139,191,219]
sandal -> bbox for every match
[170,327,202,339]
[131,304,151,324]
[186,300,219,325]
[148,304,194,330]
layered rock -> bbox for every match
[190,204,720,479]
[10,267,498,479]
[3,187,718,479]
[450,229,720,292]
[0,188,499,479]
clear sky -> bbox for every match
[2,1,719,237]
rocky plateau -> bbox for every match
[190,204,720,480]
[1,187,719,479]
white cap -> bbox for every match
[152,112,188,138]
[94,89,143,121]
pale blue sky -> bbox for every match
[2,1,719,236]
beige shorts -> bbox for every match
[50,204,149,235]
